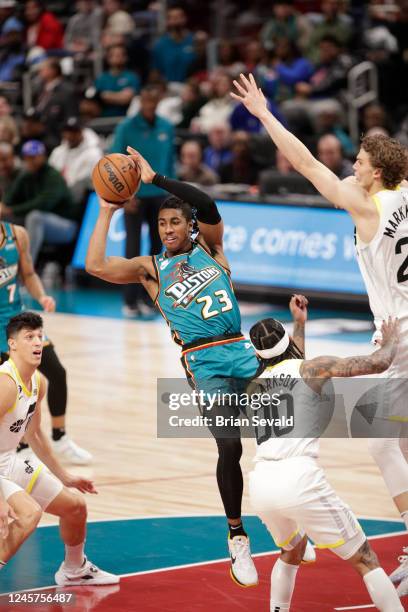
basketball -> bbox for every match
[92,153,141,204]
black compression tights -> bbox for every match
[215,437,243,520]
[37,344,67,417]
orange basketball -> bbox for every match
[92,153,141,204]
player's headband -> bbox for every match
[252,329,290,359]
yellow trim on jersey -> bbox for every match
[265,359,291,372]
[371,194,382,214]
[0,371,18,412]
[277,528,300,548]
[388,416,408,422]
[25,464,43,494]
[315,538,346,550]
[9,359,32,397]
[36,371,41,396]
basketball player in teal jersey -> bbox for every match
[0,221,91,464]
[87,146,304,586]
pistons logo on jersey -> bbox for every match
[164,261,221,308]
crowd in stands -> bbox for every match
[0,0,407,311]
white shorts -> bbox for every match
[0,454,63,510]
[249,456,365,560]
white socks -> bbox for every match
[270,558,299,612]
[363,567,404,611]
[401,510,408,531]
[64,542,85,570]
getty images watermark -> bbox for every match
[166,388,290,429]
[156,377,408,439]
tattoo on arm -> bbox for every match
[302,346,393,380]
[292,322,305,357]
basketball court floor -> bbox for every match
[1,289,407,611]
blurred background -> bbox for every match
[0,0,407,314]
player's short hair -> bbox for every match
[361,134,408,189]
[250,317,304,367]
[159,196,193,222]
[6,312,43,339]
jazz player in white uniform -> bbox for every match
[0,312,118,585]
[248,300,403,611]
[231,73,408,593]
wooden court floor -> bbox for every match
[37,312,401,526]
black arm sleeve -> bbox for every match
[152,173,221,225]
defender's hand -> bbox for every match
[63,473,98,494]
[231,73,268,118]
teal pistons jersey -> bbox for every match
[154,243,242,345]
[0,223,22,352]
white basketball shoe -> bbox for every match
[228,535,259,587]
[55,558,119,586]
[52,435,92,465]
[390,547,408,584]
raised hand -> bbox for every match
[126,146,155,183]
[231,73,268,119]
[289,294,308,325]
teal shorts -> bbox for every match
[181,336,260,396]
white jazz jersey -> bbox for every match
[251,358,329,461]
[356,187,408,332]
[0,359,40,474]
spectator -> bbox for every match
[219,131,259,185]
[64,0,102,56]
[0,95,11,117]
[312,99,354,156]
[94,44,140,117]
[33,58,78,150]
[317,133,353,178]
[0,114,18,145]
[2,140,79,264]
[241,39,264,73]
[193,72,235,133]
[49,117,103,204]
[0,141,20,200]
[306,0,353,63]
[259,149,315,195]
[187,30,209,82]
[214,39,244,78]
[203,124,233,173]
[178,140,218,186]
[272,38,314,101]
[151,6,196,83]
[19,108,53,152]
[362,102,392,134]
[261,0,311,53]
[24,0,64,51]
[295,35,353,100]
[177,80,207,129]
[0,0,24,81]
[102,0,134,38]
[110,87,175,317]
[127,78,182,126]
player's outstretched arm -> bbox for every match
[289,294,308,356]
[231,74,366,213]
[85,198,154,284]
[14,226,55,313]
[301,317,399,381]
[126,146,225,253]
[25,375,97,494]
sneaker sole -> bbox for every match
[229,568,258,588]
[55,574,120,586]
